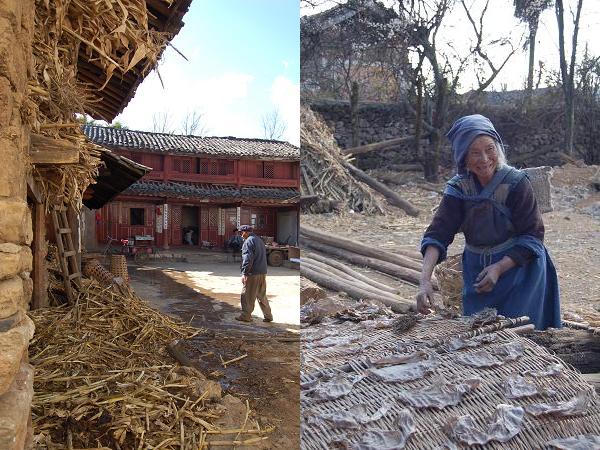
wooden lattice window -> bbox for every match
[264,163,274,179]
[218,160,234,175]
[199,159,209,174]
[201,209,208,225]
[255,162,263,178]
[209,208,218,226]
[210,161,218,176]
[173,158,182,172]
[181,158,192,173]
[173,157,194,173]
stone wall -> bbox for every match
[0,0,35,448]
[308,98,600,170]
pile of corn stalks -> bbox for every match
[29,281,271,449]
[301,106,382,214]
[27,0,171,208]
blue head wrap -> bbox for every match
[446,114,504,174]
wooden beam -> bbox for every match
[31,202,48,309]
[30,134,80,164]
[342,135,418,156]
[26,175,42,204]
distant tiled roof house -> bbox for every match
[83,126,300,249]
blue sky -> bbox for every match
[115,1,300,144]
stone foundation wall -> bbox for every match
[0,0,35,448]
[308,98,600,170]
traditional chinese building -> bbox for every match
[83,125,300,250]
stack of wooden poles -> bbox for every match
[300,225,438,313]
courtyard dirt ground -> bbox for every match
[302,163,600,319]
[129,253,300,449]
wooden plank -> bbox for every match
[32,203,48,309]
[341,135,416,156]
[26,175,42,204]
[30,134,79,164]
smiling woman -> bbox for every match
[418,114,561,330]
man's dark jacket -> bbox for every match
[241,234,268,275]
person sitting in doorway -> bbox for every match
[235,225,273,323]
[184,228,194,246]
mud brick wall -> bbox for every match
[309,99,600,169]
[0,0,36,448]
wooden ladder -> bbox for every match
[51,205,82,304]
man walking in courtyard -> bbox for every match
[235,225,273,323]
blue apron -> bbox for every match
[445,167,561,330]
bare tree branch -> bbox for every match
[262,109,287,140]
[180,111,210,136]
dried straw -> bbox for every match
[28,0,173,209]
[434,254,463,313]
[29,281,271,449]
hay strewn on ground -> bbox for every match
[29,281,270,449]
[27,0,172,208]
[301,106,382,214]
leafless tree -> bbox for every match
[302,0,520,181]
[396,0,520,181]
[181,111,210,136]
[513,0,554,105]
[262,109,287,140]
[152,112,175,134]
[555,0,584,156]
[152,111,210,136]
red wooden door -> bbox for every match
[171,205,182,246]
[208,207,219,245]
[200,208,209,243]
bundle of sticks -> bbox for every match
[299,225,438,314]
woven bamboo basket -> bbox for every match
[83,259,116,286]
[434,254,463,313]
[109,254,129,283]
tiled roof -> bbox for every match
[123,181,299,203]
[83,125,300,160]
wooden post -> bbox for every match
[31,202,48,309]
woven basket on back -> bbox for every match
[521,166,553,214]
[434,254,463,313]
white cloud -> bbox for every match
[269,75,300,145]
[282,59,290,69]
[115,51,257,137]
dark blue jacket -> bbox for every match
[241,234,268,275]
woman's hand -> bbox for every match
[416,280,435,314]
[474,264,502,293]
[417,246,440,314]
[474,256,517,293]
